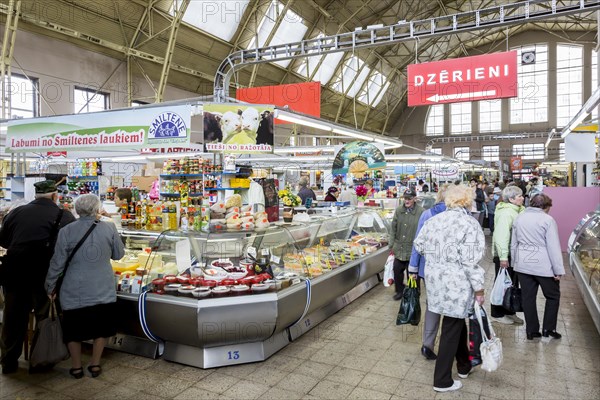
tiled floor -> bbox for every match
[2,241,599,400]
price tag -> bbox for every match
[291,278,301,285]
[247,246,257,259]
[349,252,355,261]
[341,254,346,263]
[261,248,270,256]
[326,259,332,270]
[175,239,192,273]
[305,256,314,264]
[271,254,281,264]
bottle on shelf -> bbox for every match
[162,202,170,231]
[169,201,178,230]
[135,201,142,229]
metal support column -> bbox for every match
[0,0,21,119]
[156,0,190,102]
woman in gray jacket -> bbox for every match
[511,193,564,340]
[46,194,125,379]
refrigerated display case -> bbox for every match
[113,208,390,368]
[568,208,600,334]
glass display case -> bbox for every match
[112,208,390,368]
[568,209,600,334]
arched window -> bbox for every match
[450,102,471,134]
[479,99,501,132]
[510,44,548,124]
[556,44,583,127]
[425,104,444,136]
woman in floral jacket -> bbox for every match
[413,184,486,393]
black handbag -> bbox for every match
[502,273,523,313]
[468,307,491,367]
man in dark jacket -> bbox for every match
[389,188,424,300]
[0,180,75,374]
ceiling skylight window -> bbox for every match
[296,34,344,85]
[247,0,308,68]
[358,71,390,107]
[177,0,250,42]
[332,56,371,98]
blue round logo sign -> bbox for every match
[149,112,187,139]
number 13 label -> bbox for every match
[227,351,240,360]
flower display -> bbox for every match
[355,185,368,202]
[278,189,302,207]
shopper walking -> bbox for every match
[413,184,485,392]
[324,187,339,202]
[408,184,449,360]
[491,186,525,325]
[365,179,376,198]
[486,187,501,234]
[339,183,357,205]
[45,194,125,379]
[0,180,75,374]
[511,193,564,340]
[469,179,486,226]
[389,188,424,300]
[297,177,316,206]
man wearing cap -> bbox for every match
[389,188,424,300]
[0,180,75,374]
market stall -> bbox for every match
[112,207,390,368]
[568,208,600,334]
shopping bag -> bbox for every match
[383,255,395,287]
[474,302,503,372]
[468,306,491,367]
[396,276,421,326]
[491,268,512,306]
[502,274,523,312]
[29,300,69,369]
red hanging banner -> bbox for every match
[236,82,321,124]
[407,51,518,107]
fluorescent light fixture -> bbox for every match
[277,113,333,131]
[374,137,403,147]
[110,156,148,162]
[274,146,336,154]
[545,128,556,148]
[561,84,600,139]
[332,128,372,141]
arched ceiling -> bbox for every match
[1,0,597,135]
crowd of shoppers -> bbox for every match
[0,181,125,378]
[389,176,564,392]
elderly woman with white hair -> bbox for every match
[490,185,525,325]
[413,184,486,393]
[45,194,125,379]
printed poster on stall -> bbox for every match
[6,105,191,152]
[332,141,386,176]
[203,103,274,154]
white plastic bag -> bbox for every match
[490,268,512,306]
[383,255,395,287]
[475,302,503,372]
